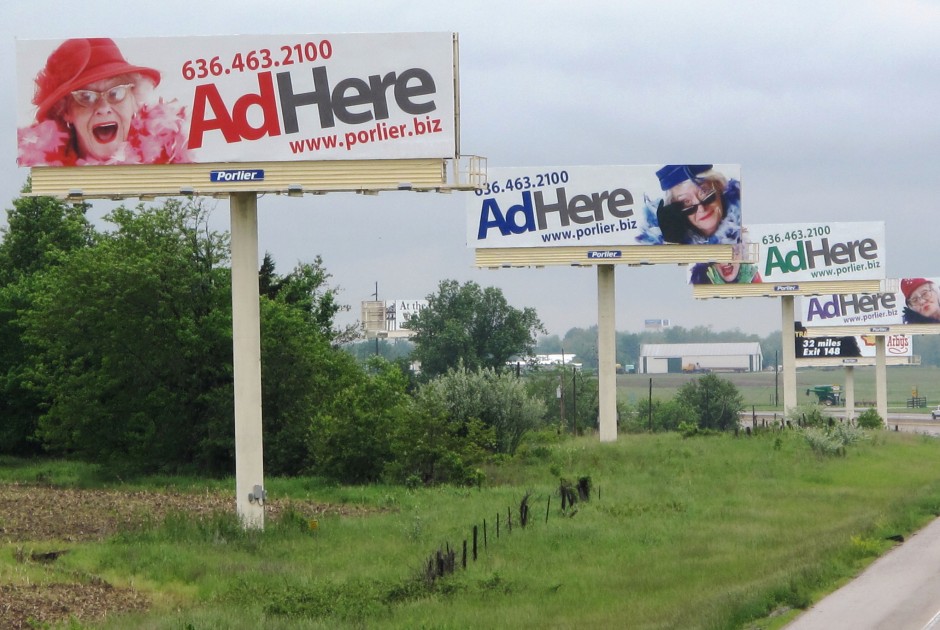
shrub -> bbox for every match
[856,408,884,429]
[675,373,744,431]
[625,398,697,433]
[785,402,827,428]
[801,423,869,456]
[415,364,545,455]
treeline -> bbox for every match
[536,326,782,371]
[0,192,559,484]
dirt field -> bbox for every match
[0,482,366,629]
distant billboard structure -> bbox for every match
[687,221,889,416]
[466,164,745,443]
[361,299,427,338]
[690,221,886,298]
[644,319,670,331]
[799,278,940,334]
[468,164,743,267]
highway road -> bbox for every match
[784,516,940,629]
[738,409,940,628]
[740,410,940,436]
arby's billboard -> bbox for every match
[16,34,458,167]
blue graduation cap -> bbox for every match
[655,164,713,191]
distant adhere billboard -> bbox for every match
[16,34,457,167]
[801,277,940,327]
[467,164,742,249]
[688,222,886,286]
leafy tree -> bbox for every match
[344,338,415,363]
[308,357,410,482]
[536,334,563,354]
[0,188,95,285]
[260,297,358,476]
[408,279,545,378]
[524,366,598,435]
[258,252,357,344]
[855,407,884,430]
[21,199,233,473]
[674,373,744,431]
[415,364,545,456]
[561,327,598,370]
[0,193,95,455]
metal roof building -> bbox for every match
[639,342,763,374]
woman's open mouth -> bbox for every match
[92,123,119,144]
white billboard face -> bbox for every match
[687,222,886,286]
[750,222,886,283]
[16,34,457,167]
[467,164,742,249]
[800,277,940,327]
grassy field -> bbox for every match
[5,427,940,628]
[618,365,940,412]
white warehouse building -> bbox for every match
[639,342,763,374]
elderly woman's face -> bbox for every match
[908,282,940,320]
[672,181,724,237]
[63,78,138,161]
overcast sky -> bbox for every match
[4,0,938,339]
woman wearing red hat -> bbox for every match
[901,278,940,323]
[17,38,191,166]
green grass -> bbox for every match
[618,365,940,412]
[6,429,940,628]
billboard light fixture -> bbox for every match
[179,186,195,196]
[67,189,83,199]
[287,184,303,197]
[397,182,413,191]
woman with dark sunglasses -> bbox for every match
[652,164,742,245]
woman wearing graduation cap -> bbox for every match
[653,164,741,245]
[17,38,191,166]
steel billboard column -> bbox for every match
[876,335,888,424]
[230,192,265,530]
[781,296,798,412]
[844,366,855,421]
[597,264,617,442]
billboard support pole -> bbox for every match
[597,264,617,442]
[844,366,855,421]
[876,336,888,424]
[231,192,265,530]
[781,295,798,413]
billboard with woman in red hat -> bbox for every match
[16,34,458,167]
[17,38,192,166]
[799,278,940,327]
